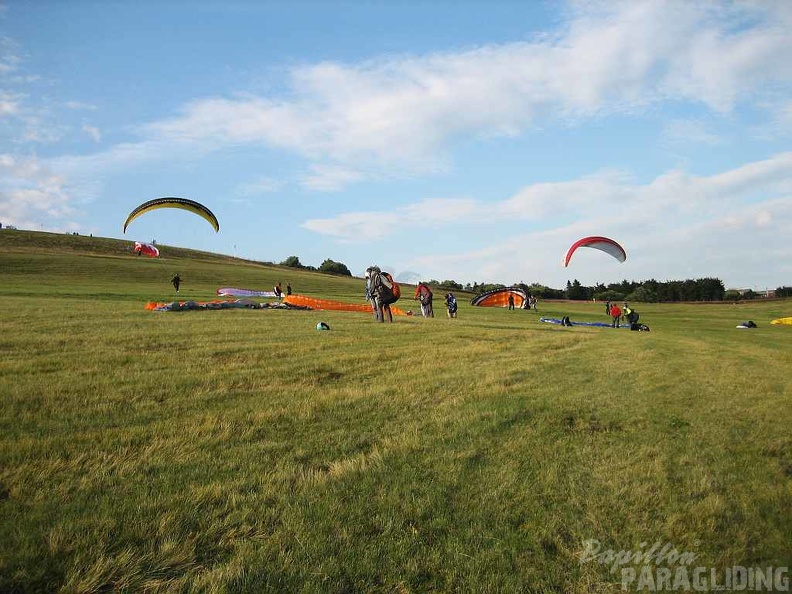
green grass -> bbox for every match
[1,230,790,593]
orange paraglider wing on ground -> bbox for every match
[470,287,528,308]
[284,294,407,316]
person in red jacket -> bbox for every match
[414,282,434,318]
[609,303,622,328]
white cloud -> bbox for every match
[0,154,78,229]
[301,196,481,239]
[0,91,19,116]
[65,101,98,111]
[82,124,101,143]
[304,153,792,243]
[0,44,19,75]
[301,164,363,192]
[19,115,65,143]
[662,119,721,146]
[237,176,282,196]
[1,0,782,209]
[302,210,401,241]
[126,0,791,190]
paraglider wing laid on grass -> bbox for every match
[284,294,407,316]
[217,287,278,298]
[770,317,792,326]
[133,241,159,257]
[470,287,528,308]
[123,197,220,233]
[539,317,629,328]
[145,299,310,311]
[563,236,626,267]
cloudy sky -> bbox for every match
[1,1,791,289]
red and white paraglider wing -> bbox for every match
[133,241,160,257]
[563,236,626,267]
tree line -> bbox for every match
[275,255,789,302]
[437,278,790,303]
[279,255,352,276]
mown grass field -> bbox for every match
[1,231,790,593]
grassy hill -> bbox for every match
[0,230,378,301]
[0,230,790,593]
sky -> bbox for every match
[1,0,791,290]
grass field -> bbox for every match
[1,231,790,593]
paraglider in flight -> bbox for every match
[123,197,219,233]
[470,287,528,308]
[133,241,159,257]
[563,236,626,267]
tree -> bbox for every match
[437,279,463,291]
[318,259,352,276]
[281,255,304,268]
[775,286,792,298]
[566,279,588,300]
[626,286,656,302]
[595,289,625,302]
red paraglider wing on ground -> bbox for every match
[563,236,626,267]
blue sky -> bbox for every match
[1,1,791,290]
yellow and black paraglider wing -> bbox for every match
[123,197,219,233]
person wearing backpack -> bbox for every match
[627,308,640,330]
[414,282,434,318]
[366,266,398,323]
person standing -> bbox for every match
[627,308,640,330]
[445,293,458,318]
[286,282,292,296]
[508,294,515,310]
[366,266,393,323]
[414,282,434,318]
[609,303,622,328]
[171,273,182,293]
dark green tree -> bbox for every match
[318,259,352,276]
[566,279,588,300]
[280,255,304,268]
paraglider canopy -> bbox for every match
[123,197,219,233]
[563,236,626,267]
[470,287,528,308]
[133,241,159,257]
